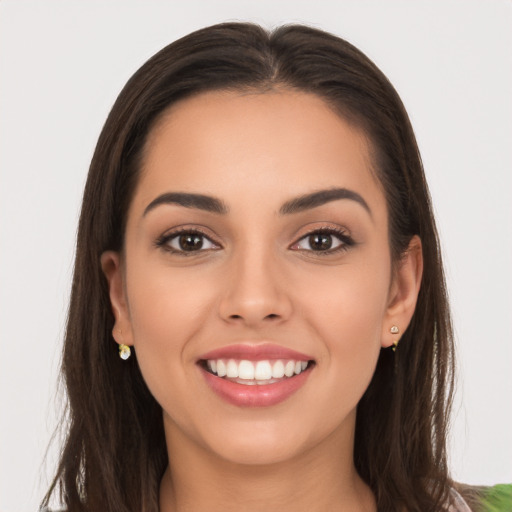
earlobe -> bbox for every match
[382,236,423,348]
[100,250,133,347]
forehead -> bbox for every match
[133,89,385,217]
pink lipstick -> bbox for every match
[197,344,315,407]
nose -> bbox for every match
[218,246,293,328]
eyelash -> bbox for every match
[289,227,354,255]
[154,226,354,256]
[155,227,219,256]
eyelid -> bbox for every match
[289,225,354,253]
[155,226,221,254]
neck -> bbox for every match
[159,412,375,512]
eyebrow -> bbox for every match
[143,187,371,218]
[279,188,372,217]
[143,192,228,216]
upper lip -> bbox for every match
[198,343,314,362]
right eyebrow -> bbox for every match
[279,187,372,218]
[143,192,229,217]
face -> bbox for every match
[103,90,421,466]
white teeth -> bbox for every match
[206,358,311,381]
[271,360,285,378]
[226,359,238,378]
[238,360,255,380]
[284,360,295,377]
[255,361,272,380]
[216,359,227,377]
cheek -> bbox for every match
[300,257,390,331]
[123,261,217,401]
[295,255,391,384]
[127,262,216,343]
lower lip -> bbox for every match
[200,365,313,407]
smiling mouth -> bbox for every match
[199,358,316,385]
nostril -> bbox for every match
[265,314,280,320]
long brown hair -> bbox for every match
[42,22,456,512]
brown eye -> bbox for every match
[290,228,353,254]
[159,231,219,253]
[178,233,204,251]
[308,233,333,251]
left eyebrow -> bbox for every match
[143,192,229,216]
[279,188,372,217]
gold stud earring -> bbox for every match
[118,344,131,360]
[390,325,400,352]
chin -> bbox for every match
[197,416,328,468]
[213,438,305,467]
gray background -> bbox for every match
[1,1,511,510]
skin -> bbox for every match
[102,90,423,512]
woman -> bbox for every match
[41,22,482,511]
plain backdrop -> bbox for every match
[1,1,511,510]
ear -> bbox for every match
[100,250,134,347]
[381,235,423,348]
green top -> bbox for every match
[480,484,512,512]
